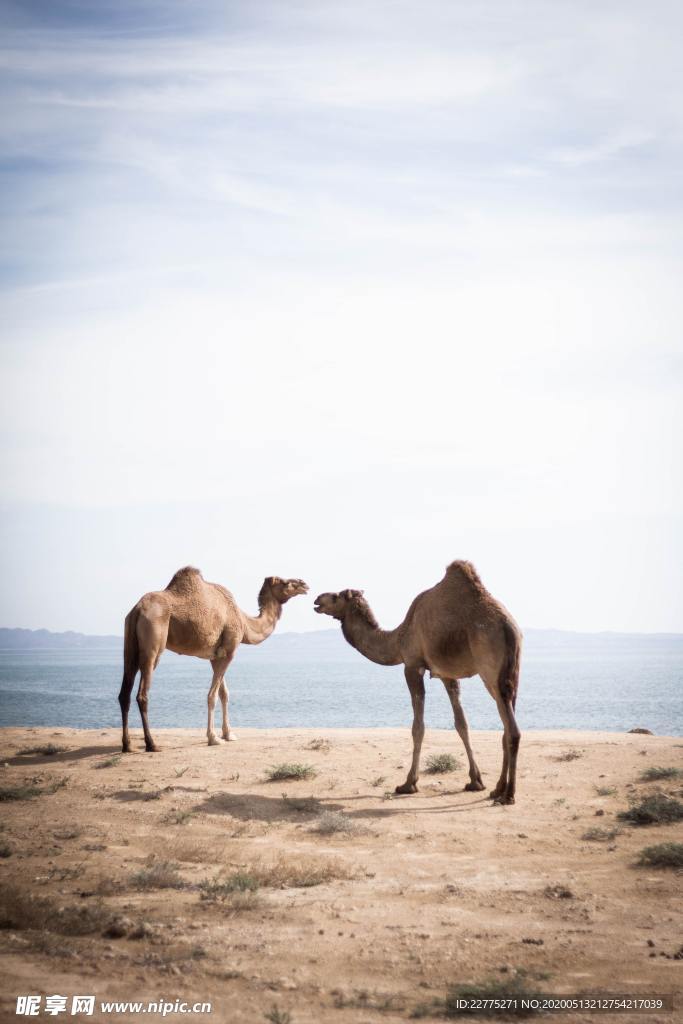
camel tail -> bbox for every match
[122,607,140,686]
[498,620,521,709]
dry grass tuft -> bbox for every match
[248,853,352,889]
[131,860,186,890]
[305,738,331,752]
[0,886,113,935]
[311,810,365,836]
[618,793,683,826]
[425,753,459,774]
[95,755,122,769]
[264,1007,292,1024]
[594,785,617,796]
[265,763,316,782]
[638,766,681,782]
[555,749,583,762]
[581,827,618,842]
[161,808,194,826]
[636,842,683,869]
[0,784,43,801]
[543,883,574,900]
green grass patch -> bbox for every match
[618,793,683,826]
[264,763,316,782]
[425,753,459,774]
[636,842,683,869]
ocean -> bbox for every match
[0,630,681,735]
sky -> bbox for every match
[0,0,682,635]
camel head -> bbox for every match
[261,576,309,605]
[313,589,365,621]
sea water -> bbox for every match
[0,633,681,735]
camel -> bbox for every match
[314,561,522,803]
[119,567,308,753]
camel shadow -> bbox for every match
[197,791,345,824]
[5,745,122,767]
[345,793,493,819]
[195,789,491,824]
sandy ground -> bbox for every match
[0,726,681,1024]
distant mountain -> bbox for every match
[0,627,121,650]
[1,625,681,659]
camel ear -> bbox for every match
[267,576,282,586]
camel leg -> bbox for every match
[118,672,135,753]
[443,679,484,791]
[136,659,159,753]
[207,656,230,746]
[395,667,425,795]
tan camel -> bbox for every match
[314,561,522,803]
[119,567,308,753]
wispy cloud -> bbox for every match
[0,1,682,633]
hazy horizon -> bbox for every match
[1,1,682,636]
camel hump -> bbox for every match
[165,566,204,591]
[446,560,483,587]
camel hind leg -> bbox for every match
[442,679,485,791]
[480,671,520,805]
[134,602,168,753]
[119,672,135,753]
[207,655,233,746]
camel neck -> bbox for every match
[341,612,402,667]
[242,598,282,645]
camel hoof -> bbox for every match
[493,795,515,805]
[145,745,160,753]
[395,782,418,795]
[222,733,238,742]
[122,745,131,754]
[207,736,220,747]
[465,781,486,792]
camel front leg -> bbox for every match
[443,679,485,791]
[396,667,425,795]
[216,660,237,740]
[207,657,230,746]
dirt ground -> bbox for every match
[0,727,681,1023]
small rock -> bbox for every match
[647,939,655,947]
[595,809,605,816]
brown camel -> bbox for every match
[314,561,522,803]
[119,567,308,753]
